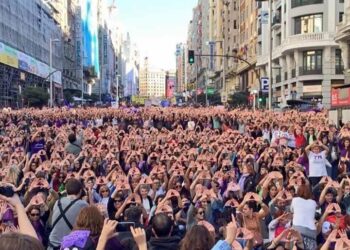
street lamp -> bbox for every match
[116,74,121,108]
[49,38,60,108]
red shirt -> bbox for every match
[295,133,306,148]
[326,215,346,230]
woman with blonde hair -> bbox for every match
[5,165,21,186]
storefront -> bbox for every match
[329,84,350,126]
[301,82,323,103]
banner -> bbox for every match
[0,42,61,84]
[209,41,215,70]
[75,4,82,68]
[332,87,350,107]
[131,96,148,105]
[0,43,18,68]
[261,11,269,24]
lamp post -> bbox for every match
[49,38,60,108]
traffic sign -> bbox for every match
[261,77,269,93]
[206,88,215,95]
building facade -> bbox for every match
[223,0,239,94]
[0,0,63,107]
[121,33,140,98]
[257,0,344,108]
[139,58,166,97]
[335,0,350,85]
[236,0,258,93]
[175,43,186,93]
[181,0,240,101]
[48,0,82,91]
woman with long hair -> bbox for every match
[60,205,123,250]
[290,184,317,250]
[180,225,215,250]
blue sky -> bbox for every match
[115,0,197,70]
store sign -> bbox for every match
[303,85,322,93]
[332,87,350,107]
[0,42,61,84]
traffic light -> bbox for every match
[188,50,195,64]
[258,97,263,102]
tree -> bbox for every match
[22,86,49,107]
[63,89,74,103]
[228,91,249,107]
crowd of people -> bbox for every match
[0,106,349,250]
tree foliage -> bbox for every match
[228,92,249,107]
[22,86,49,107]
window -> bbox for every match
[303,50,322,71]
[335,49,344,74]
[295,14,322,34]
[234,20,237,29]
[291,0,323,8]
[339,12,344,23]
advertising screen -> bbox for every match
[81,0,100,78]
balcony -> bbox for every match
[281,32,336,54]
[292,69,296,78]
[336,65,344,75]
[272,15,281,27]
[291,0,323,8]
[299,67,322,75]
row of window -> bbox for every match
[292,0,343,8]
[301,49,343,73]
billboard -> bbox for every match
[81,0,100,77]
[0,42,61,84]
[166,76,175,98]
[331,87,350,107]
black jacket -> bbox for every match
[243,174,255,195]
[148,235,181,250]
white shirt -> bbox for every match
[308,151,328,177]
[287,133,296,148]
[188,121,195,130]
[271,130,280,144]
[142,197,151,214]
[262,129,270,142]
[291,197,317,230]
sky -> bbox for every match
[114,0,197,70]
